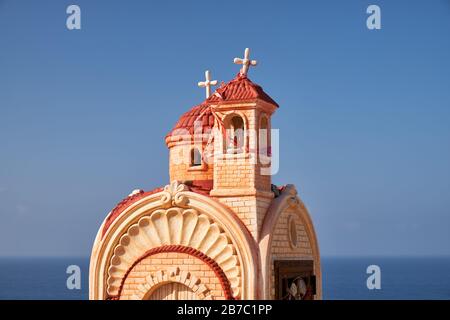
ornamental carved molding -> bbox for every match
[106,207,241,298]
[129,267,213,300]
[160,180,190,208]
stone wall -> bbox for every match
[269,206,313,299]
[169,145,213,182]
[120,252,226,300]
[214,195,272,239]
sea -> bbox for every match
[0,257,449,300]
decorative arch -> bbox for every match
[118,246,231,300]
[90,181,260,300]
[144,281,201,300]
[259,184,322,299]
[222,111,248,154]
[108,211,239,298]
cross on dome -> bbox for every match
[233,48,258,76]
[197,70,218,98]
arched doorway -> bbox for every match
[146,282,199,300]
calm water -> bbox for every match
[0,257,449,300]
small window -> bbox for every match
[190,148,202,167]
[226,115,245,153]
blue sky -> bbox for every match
[0,0,449,256]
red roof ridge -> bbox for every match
[102,187,164,237]
[206,72,279,107]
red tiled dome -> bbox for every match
[166,73,278,141]
[166,103,215,138]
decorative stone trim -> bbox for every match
[215,152,252,160]
[287,215,298,249]
[106,207,241,298]
[102,187,163,237]
[132,267,212,300]
[188,162,208,172]
[111,245,234,300]
[160,180,191,208]
[90,180,260,300]
[210,188,274,199]
[259,184,322,299]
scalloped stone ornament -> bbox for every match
[106,207,241,298]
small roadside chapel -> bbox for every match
[89,48,321,300]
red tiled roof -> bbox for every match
[166,74,278,140]
[184,179,213,196]
[207,73,279,107]
[102,188,163,238]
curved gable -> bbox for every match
[90,181,260,300]
[259,184,322,299]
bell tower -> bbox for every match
[209,48,279,239]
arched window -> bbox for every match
[259,116,270,156]
[226,115,245,153]
[190,148,202,167]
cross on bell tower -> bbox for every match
[233,48,258,75]
[197,70,218,98]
